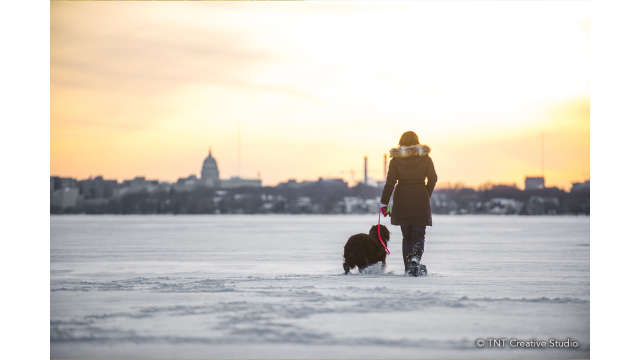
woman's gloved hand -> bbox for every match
[379,203,391,217]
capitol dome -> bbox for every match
[201,148,220,187]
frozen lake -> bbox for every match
[51,215,589,359]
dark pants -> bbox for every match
[400,225,426,271]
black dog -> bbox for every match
[343,225,390,274]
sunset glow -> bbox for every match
[51,1,589,189]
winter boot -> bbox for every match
[418,264,428,276]
[406,256,419,276]
[406,256,428,277]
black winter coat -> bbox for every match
[380,144,438,226]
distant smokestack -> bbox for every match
[383,154,387,179]
[364,156,368,185]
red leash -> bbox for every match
[378,208,391,255]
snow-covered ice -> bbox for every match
[51,215,589,359]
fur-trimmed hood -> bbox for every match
[389,144,431,158]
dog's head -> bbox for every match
[369,225,390,247]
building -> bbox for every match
[343,196,362,214]
[50,176,78,191]
[485,198,524,215]
[276,179,301,188]
[524,176,545,190]
[220,176,262,189]
[571,180,590,193]
[525,195,560,215]
[51,187,80,209]
[276,177,346,189]
[171,148,260,190]
[343,196,378,214]
[78,176,118,199]
[121,176,159,193]
[201,148,221,187]
[318,177,348,187]
[174,174,199,192]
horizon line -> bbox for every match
[49,173,590,191]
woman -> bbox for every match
[379,131,438,276]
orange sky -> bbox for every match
[51,1,590,189]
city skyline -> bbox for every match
[50,146,588,191]
[51,1,590,189]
